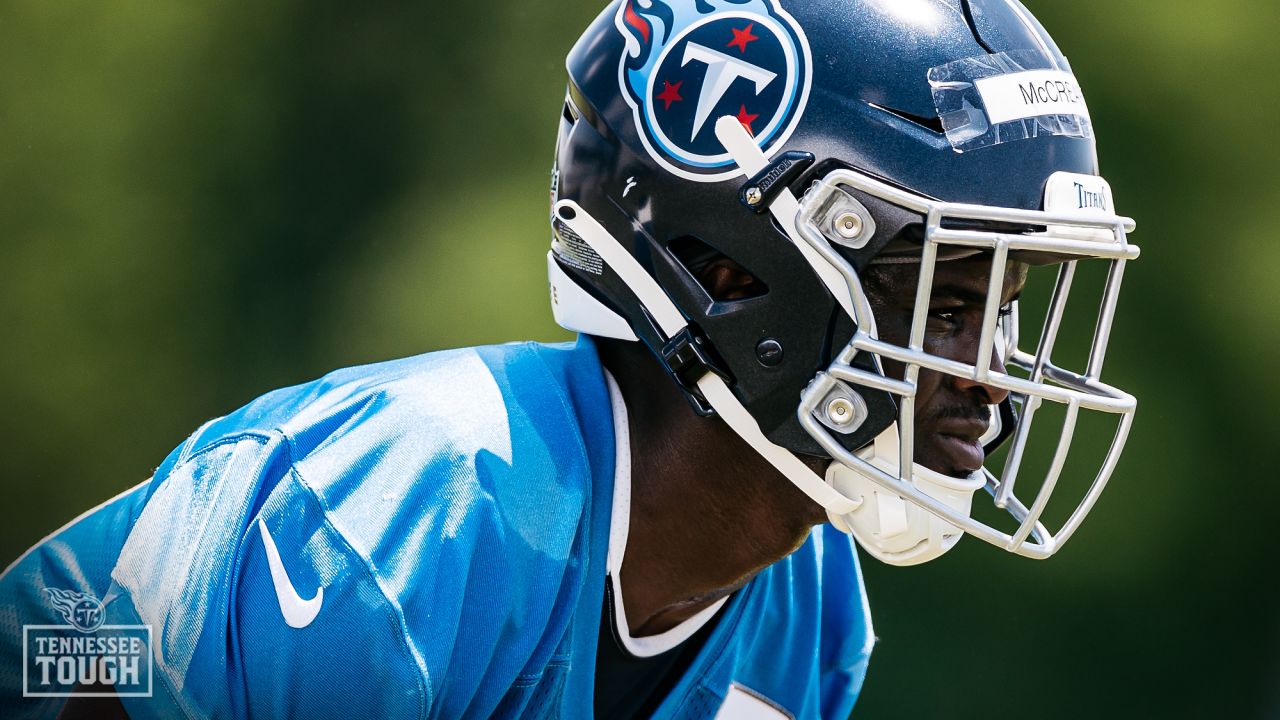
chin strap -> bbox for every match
[552,117,983,566]
[553,195,977,566]
[714,117,985,566]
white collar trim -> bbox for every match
[602,370,727,658]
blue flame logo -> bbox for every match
[45,588,105,634]
[615,0,811,181]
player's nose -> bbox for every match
[951,349,1010,406]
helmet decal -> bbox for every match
[615,0,812,182]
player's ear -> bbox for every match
[696,257,767,302]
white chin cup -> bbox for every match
[826,426,985,566]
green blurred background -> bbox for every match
[2,0,1277,716]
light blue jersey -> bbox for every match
[0,336,873,719]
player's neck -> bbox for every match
[598,339,825,637]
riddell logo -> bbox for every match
[23,588,153,698]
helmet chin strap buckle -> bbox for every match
[660,325,733,417]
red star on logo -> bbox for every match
[655,80,683,110]
[727,23,759,53]
[736,105,760,135]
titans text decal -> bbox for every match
[615,0,811,181]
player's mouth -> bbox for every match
[932,418,989,476]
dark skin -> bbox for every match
[861,256,1025,477]
[56,257,1027,716]
[599,254,1027,636]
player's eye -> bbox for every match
[925,308,960,333]
[925,303,1005,336]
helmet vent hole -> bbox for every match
[868,103,946,135]
[669,236,769,302]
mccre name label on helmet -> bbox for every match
[975,70,1091,125]
[929,51,1094,153]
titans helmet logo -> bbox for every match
[615,0,812,182]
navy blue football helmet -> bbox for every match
[548,0,1140,564]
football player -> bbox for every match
[1,0,1139,718]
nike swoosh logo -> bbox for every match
[258,517,324,629]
